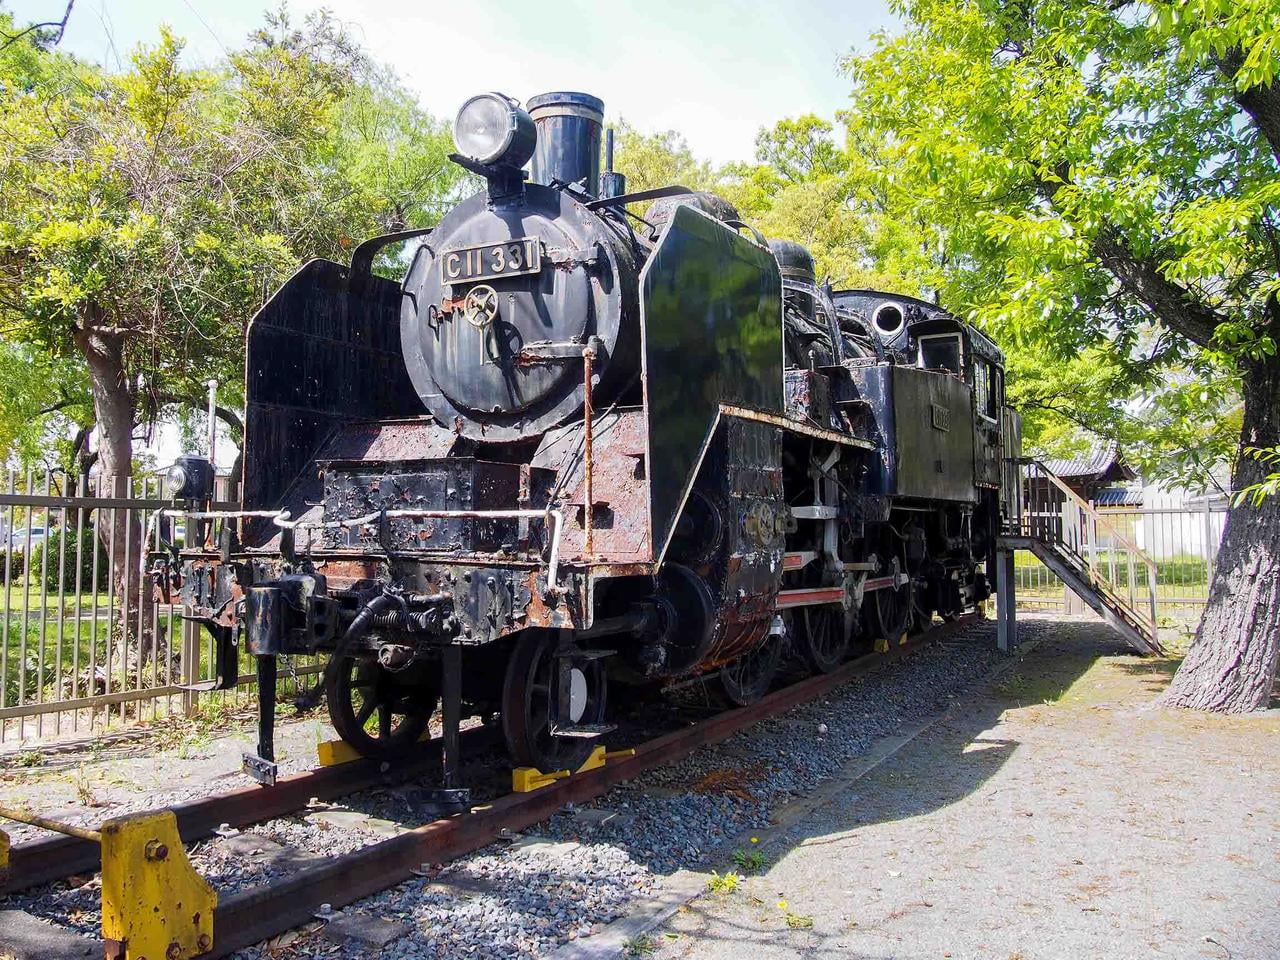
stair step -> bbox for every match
[1016,535,1162,656]
[550,723,617,739]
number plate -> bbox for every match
[440,237,541,284]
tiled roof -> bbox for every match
[1092,486,1144,507]
[1040,441,1126,480]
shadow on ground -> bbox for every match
[649,619,1217,960]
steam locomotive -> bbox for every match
[171,90,1021,801]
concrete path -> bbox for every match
[649,622,1280,960]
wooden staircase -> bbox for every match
[999,459,1162,655]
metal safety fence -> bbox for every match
[0,469,319,748]
[1014,498,1227,622]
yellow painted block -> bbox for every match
[0,827,9,890]
[576,745,609,773]
[512,766,570,792]
[317,728,433,767]
[899,631,909,646]
[317,738,363,767]
[874,637,890,654]
[101,810,216,960]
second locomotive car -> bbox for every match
[172,90,1019,798]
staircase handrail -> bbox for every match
[1019,457,1157,574]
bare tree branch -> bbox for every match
[0,1,74,52]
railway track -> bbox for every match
[5,614,977,959]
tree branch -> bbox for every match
[150,391,244,439]
[0,1,74,51]
[1217,47,1280,165]
[1091,228,1224,348]
[1035,163,1226,348]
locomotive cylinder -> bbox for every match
[528,91,604,195]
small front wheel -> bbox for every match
[718,632,783,705]
[501,630,608,772]
[326,657,436,761]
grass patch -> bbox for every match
[732,847,768,874]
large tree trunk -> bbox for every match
[1160,361,1280,712]
[73,321,158,666]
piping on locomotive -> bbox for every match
[165,90,1022,801]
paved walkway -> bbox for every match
[651,621,1280,960]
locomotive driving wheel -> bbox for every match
[794,604,851,674]
[718,631,783,706]
[326,657,438,761]
[502,629,608,772]
[867,568,911,642]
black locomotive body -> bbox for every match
[175,90,1021,796]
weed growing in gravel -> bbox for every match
[14,750,42,767]
[775,899,814,929]
[70,763,99,807]
[706,870,742,894]
[624,935,656,956]
[732,847,768,873]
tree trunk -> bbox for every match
[1160,361,1280,712]
[73,321,158,664]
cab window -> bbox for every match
[919,334,962,375]
[974,359,997,420]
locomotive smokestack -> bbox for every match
[527,91,604,195]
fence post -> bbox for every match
[181,617,201,717]
[996,547,1017,652]
[1147,561,1158,632]
[1202,498,1214,585]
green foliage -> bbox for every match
[28,524,109,593]
[706,870,742,894]
[612,119,721,195]
[839,0,1280,485]
[731,846,768,873]
[0,9,465,468]
[723,113,940,293]
[1234,446,1280,505]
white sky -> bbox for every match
[7,0,898,164]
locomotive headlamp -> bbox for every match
[453,93,536,168]
[164,455,214,501]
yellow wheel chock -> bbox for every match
[0,804,216,960]
[511,745,637,793]
[512,766,570,792]
[101,811,216,960]
[318,727,433,767]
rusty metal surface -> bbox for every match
[315,418,460,463]
[4,724,501,893]
[532,409,651,564]
[205,617,974,957]
[242,259,423,547]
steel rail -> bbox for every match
[208,616,977,957]
[5,724,502,892]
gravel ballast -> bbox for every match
[9,619,1013,958]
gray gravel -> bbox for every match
[10,621,1012,958]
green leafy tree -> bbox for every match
[726,114,941,292]
[0,9,463,648]
[846,0,1280,710]
[611,120,721,194]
